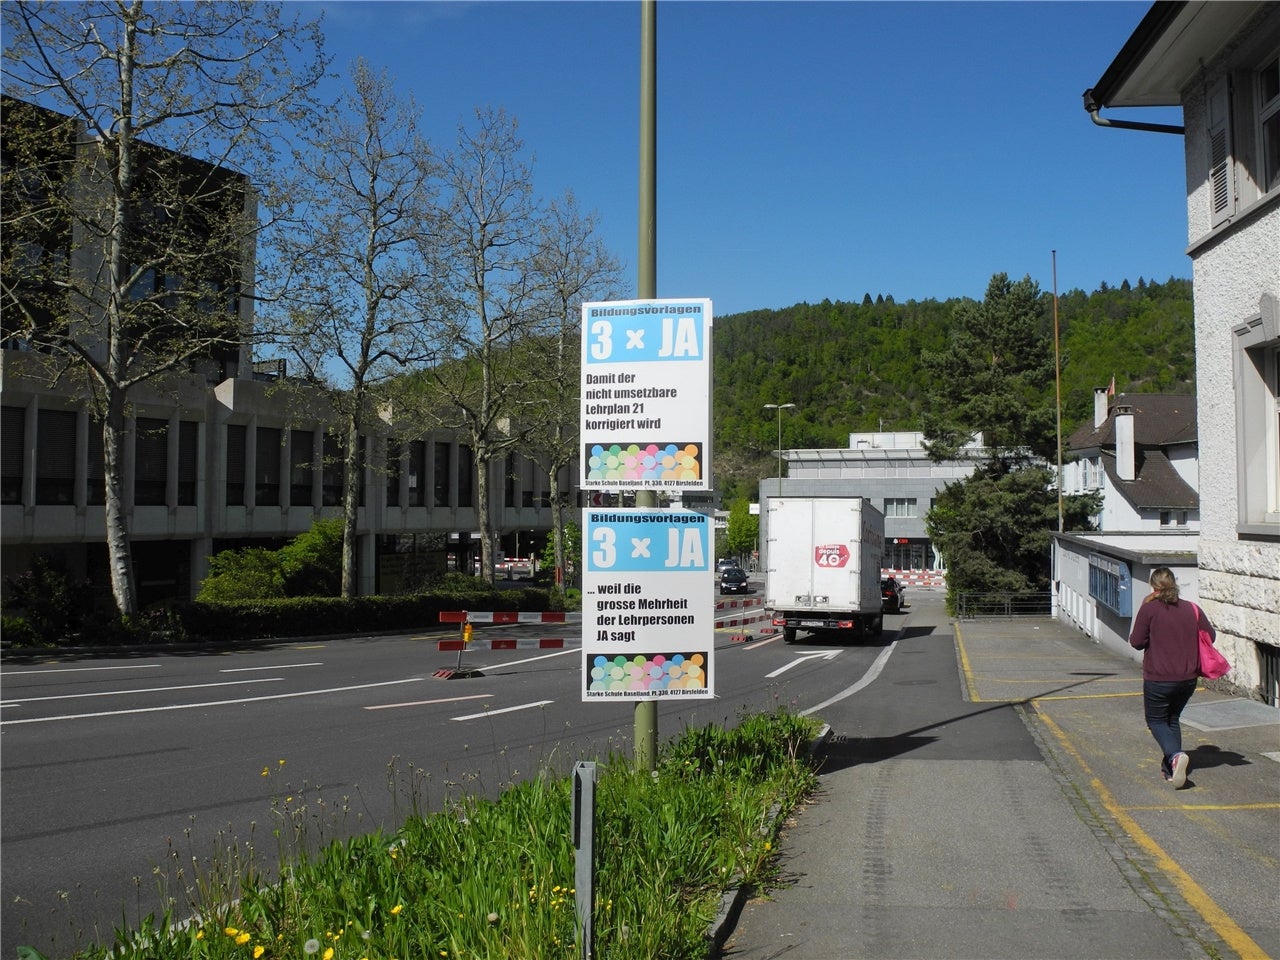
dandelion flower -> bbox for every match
[487,912,499,924]
[323,949,334,960]
[235,932,251,946]
[253,947,265,959]
[261,766,270,777]
[390,904,403,915]
[304,938,321,954]
[224,927,239,937]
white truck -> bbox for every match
[765,496,886,643]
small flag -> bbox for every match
[1107,375,1116,397]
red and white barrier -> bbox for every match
[881,569,946,588]
[437,637,566,652]
[439,611,581,624]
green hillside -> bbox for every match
[711,276,1194,501]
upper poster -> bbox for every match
[580,298,713,491]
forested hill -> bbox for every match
[711,276,1194,500]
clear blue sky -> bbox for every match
[312,1,1186,316]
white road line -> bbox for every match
[801,640,898,716]
[0,678,281,706]
[366,693,492,711]
[452,700,554,722]
[0,678,424,725]
[0,664,162,676]
[488,648,578,669]
[220,663,323,673]
[766,650,840,678]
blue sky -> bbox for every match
[316,1,1187,316]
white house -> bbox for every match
[1084,1,1280,706]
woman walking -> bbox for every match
[1128,567,1216,788]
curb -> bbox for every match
[707,723,833,957]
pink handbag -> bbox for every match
[1191,602,1229,679]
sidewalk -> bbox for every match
[721,591,1280,960]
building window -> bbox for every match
[2,405,25,504]
[255,426,281,506]
[386,438,401,508]
[1232,297,1280,535]
[1259,53,1280,194]
[134,417,168,506]
[290,430,314,506]
[1159,510,1188,528]
[177,420,198,506]
[1088,553,1132,617]
[407,440,427,507]
[35,409,76,504]
[433,442,451,507]
[505,453,518,508]
[457,445,474,508]
[226,423,246,506]
[87,419,105,505]
[884,497,917,518]
[322,432,344,507]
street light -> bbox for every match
[763,403,796,498]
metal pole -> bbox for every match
[634,0,659,774]
[1052,250,1064,533]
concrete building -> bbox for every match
[760,431,985,586]
[1,98,572,606]
[1084,1,1279,706]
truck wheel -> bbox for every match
[783,626,796,644]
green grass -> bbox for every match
[33,708,821,960]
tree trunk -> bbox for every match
[102,392,137,617]
[341,415,360,598]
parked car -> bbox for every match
[881,577,904,613]
[719,566,750,595]
[716,557,738,574]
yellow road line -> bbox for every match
[1034,702,1271,959]
[954,623,984,702]
[1124,802,1280,812]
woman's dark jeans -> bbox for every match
[1143,679,1198,774]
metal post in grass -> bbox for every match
[573,761,597,959]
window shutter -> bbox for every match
[2,406,26,503]
[1208,77,1233,226]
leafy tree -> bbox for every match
[920,273,1056,464]
[413,108,550,584]
[919,273,1097,603]
[196,518,341,601]
[275,59,442,598]
[522,191,624,596]
[724,496,759,562]
[2,0,326,616]
[197,547,286,602]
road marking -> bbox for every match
[0,678,424,725]
[1034,703,1269,960]
[490,648,578,668]
[220,663,323,673]
[0,678,281,706]
[801,641,898,716]
[367,693,492,711]
[0,663,162,677]
[766,650,841,678]
[452,700,554,722]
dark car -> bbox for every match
[881,577,904,613]
[719,566,750,595]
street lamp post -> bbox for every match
[763,403,796,497]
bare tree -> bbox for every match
[1,0,326,616]
[273,59,442,598]
[419,107,550,583]
[524,191,624,594]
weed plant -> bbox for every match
[31,709,819,960]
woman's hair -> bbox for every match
[1149,567,1180,604]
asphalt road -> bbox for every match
[1,585,904,958]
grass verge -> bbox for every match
[28,708,820,960]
